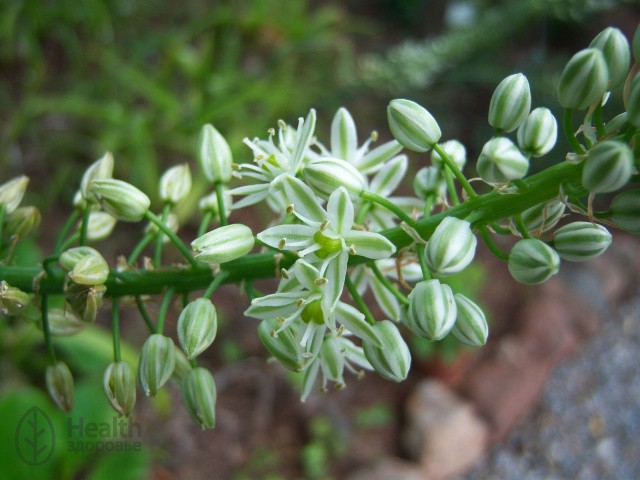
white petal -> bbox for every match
[369,274,401,322]
[274,175,325,224]
[331,107,358,162]
[324,250,348,310]
[257,224,315,250]
[369,156,407,197]
[335,302,382,347]
[327,187,354,235]
[342,231,396,259]
[245,291,304,320]
[293,260,323,291]
[291,109,317,172]
[356,140,403,174]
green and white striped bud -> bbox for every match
[257,319,305,372]
[589,27,630,91]
[65,283,106,323]
[81,152,114,203]
[605,112,630,136]
[508,239,560,285]
[431,139,467,170]
[3,206,40,240]
[46,361,74,412]
[477,137,529,183]
[138,334,176,397]
[181,367,217,430]
[488,73,531,132]
[516,107,558,157]
[103,361,136,417]
[582,140,634,193]
[610,189,640,233]
[160,164,192,205]
[553,222,612,262]
[177,298,217,359]
[362,320,411,382]
[172,346,192,381]
[192,224,255,264]
[44,308,85,336]
[452,294,488,347]
[626,75,640,127]
[92,179,150,222]
[406,279,457,340]
[320,336,346,387]
[387,99,441,152]
[303,157,366,198]
[511,200,566,236]
[413,166,446,200]
[199,188,232,220]
[0,176,29,214]
[68,250,109,286]
[425,217,477,277]
[0,281,30,315]
[83,211,116,242]
[197,124,233,184]
[557,48,609,110]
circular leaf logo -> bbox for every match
[15,406,56,466]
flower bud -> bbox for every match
[430,139,467,170]
[103,361,136,417]
[582,140,634,193]
[73,190,87,210]
[172,346,192,381]
[177,298,217,359]
[508,239,560,285]
[320,336,346,387]
[557,48,609,110]
[511,199,565,235]
[0,176,29,214]
[160,164,192,205]
[589,27,630,91]
[362,320,411,382]
[138,334,176,397]
[605,112,630,135]
[553,222,612,262]
[626,75,640,127]
[0,281,31,315]
[43,308,85,335]
[610,189,640,233]
[197,124,233,184]
[303,157,366,198]
[81,152,114,203]
[425,217,477,277]
[68,250,109,286]
[406,279,456,340]
[83,211,117,242]
[516,107,558,157]
[181,367,217,430]
[488,73,531,132]
[477,137,529,183]
[413,166,446,199]
[46,361,74,412]
[192,224,254,264]
[65,283,106,323]
[59,246,101,271]
[451,294,488,347]
[3,206,40,240]
[92,179,150,222]
[257,319,305,372]
[387,99,441,152]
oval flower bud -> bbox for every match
[103,361,136,417]
[552,222,612,262]
[160,164,192,205]
[303,157,366,198]
[68,250,109,286]
[59,246,103,271]
[320,336,346,387]
[192,224,255,264]
[516,107,558,157]
[488,73,531,133]
[0,175,29,214]
[65,283,106,323]
[425,217,477,277]
[138,334,176,397]
[589,27,630,91]
[83,211,117,242]
[362,320,411,382]
[582,140,634,193]
[511,199,565,236]
[92,179,150,222]
[387,99,441,152]
[46,361,74,412]
[199,188,233,220]
[451,294,488,347]
[3,206,40,240]
[477,137,529,183]
[257,319,305,372]
[508,239,560,285]
[557,48,609,110]
[81,152,114,203]
[626,75,640,127]
[0,281,31,315]
[43,308,85,336]
[610,189,640,233]
[431,139,467,170]
[605,112,629,136]
[406,279,456,340]
[181,367,217,430]
[197,124,233,184]
[177,298,217,359]
[413,166,446,200]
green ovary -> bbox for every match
[300,299,324,325]
[313,231,342,259]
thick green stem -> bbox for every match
[345,276,375,326]
[41,295,57,363]
[513,214,531,239]
[563,109,585,154]
[144,211,198,268]
[215,182,228,226]
[111,297,121,362]
[360,191,417,228]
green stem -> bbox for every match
[416,245,431,280]
[135,295,156,333]
[513,214,531,239]
[154,203,171,267]
[423,196,434,218]
[54,209,81,254]
[41,295,57,363]
[370,263,409,305]
[360,191,417,228]
[442,167,460,206]
[156,287,174,335]
[433,144,477,198]
[215,182,228,226]
[345,277,376,326]
[490,223,511,235]
[128,231,156,265]
[563,109,585,154]
[111,297,121,362]
[593,103,606,139]
[197,210,213,237]
[144,211,198,268]
[356,201,372,224]
[479,227,509,261]
[203,271,229,299]
[79,206,91,246]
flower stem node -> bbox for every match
[138,334,176,397]
[517,108,558,158]
[0,176,29,214]
[387,99,441,152]
[91,179,151,222]
[197,124,233,184]
[181,367,217,430]
[557,48,609,110]
[46,361,74,412]
[589,27,630,91]
[451,294,489,347]
[362,320,411,382]
[508,239,560,285]
[160,164,192,205]
[582,140,634,193]
[610,189,640,233]
[192,224,255,264]
[425,217,477,277]
[103,361,137,417]
[177,298,218,359]
[81,152,114,203]
[488,73,531,133]
[477,137,529,183]
[406,279,456,340]
[552,222,612,262]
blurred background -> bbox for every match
[1,1,640,479]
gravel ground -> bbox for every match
[462,277,640,480]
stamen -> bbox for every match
[286,204,294,215]
[348,245,357,255]
[278,238,286,250]
[314,277,328,286]
[320,219,330,231]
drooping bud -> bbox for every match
[177,298,217,359]
[68,250,109,286]
[303,157,366,198]
[59,246,101,271]
[191,224,255,264]
[425,217,477,277]
[257,319,305,372]
[320,336,346,387]
[413,166,446,200]
[181,367,217,430]
[511,199,565,236]
[477,137,529,183]
[91,179,150,222]
[516,107,558,157]
[405,279,457,340]
[103,361,137,417]
[46,361,74,412]
[138,334,176,397]
[508,239,560,285]
[557,48,609,110]
[553,222,612,262]
[610,189,640,233]
[65,283,106,323]
[3,206,40,240]
[82,211,116,242]
[197,124,233,184]
[451,294,489,347]
[430,139,467,170]
[172,346,192,381]
[387,99,441,152]
[605,112,630,135]
[589,27,630,91]
[0,176,29,214]
[160,164,192,205]
[582,140,634,193]
[80,152,114,203]
[0,281,31,315]
[362,320,411,382]
[488,73,531,133]
[626,75,640,127]
[43,308,85,335]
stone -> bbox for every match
[347,457,425,480]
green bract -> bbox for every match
[488,73,531,133]
[451,294,488,347]
[177,298,218,359]
[553,222,612,262]
[181,367,217,430]
[508,239,560,285]
[92,178,151,221]
[516,107,558,158]
[406,279,456,341]
[362,320,411,383]
[160,164,192,205]
[589,27,630,91]
[197,124,233,184]
[46,361,74,412]
[0,176,29,214]
[582,140,634,193]
[425,217,477,277]
[103,361,136,417]
[557,48,609,110]
[477,137,529,183]
[387,99,441,152]
[192,224,255,264]
[610,189,640,233]
[138,334,176,397]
